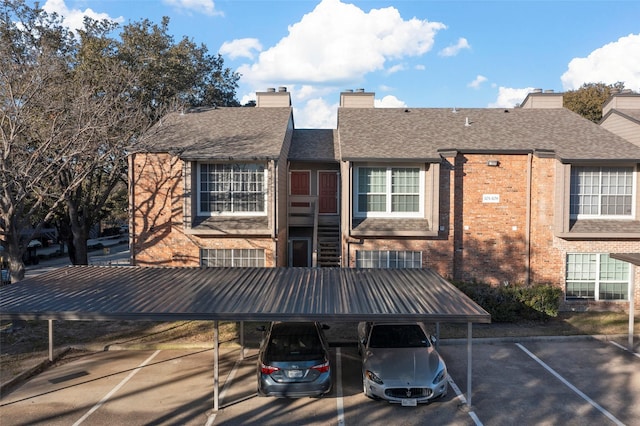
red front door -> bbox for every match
[318,172,338,214]
[291,171,310,207]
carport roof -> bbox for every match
[0,266,490,323]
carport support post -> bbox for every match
[214,320,219,411]
[467,322,472,407]
[240,321,245,360]
[48,319,53,362]
[629,275,635,351]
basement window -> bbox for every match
[201,249,265,267]
[356,250,422,268]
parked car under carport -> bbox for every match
[0,266,491,410]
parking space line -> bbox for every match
[335,347,345,426]
[447,376,483,426]
[206,354,249,426]
[515,343,625,426]
[73,350,161,426]
[609,341,640,359]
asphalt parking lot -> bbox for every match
[1,337,638,426]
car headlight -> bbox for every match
[433,368,447,384]
[365,370,384,385]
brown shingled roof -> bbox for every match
[289,129,340,161]
[338,107,640,162]
[134,107,293,160]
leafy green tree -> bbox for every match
[563,82,626,123]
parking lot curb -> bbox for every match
[0,347,72,396]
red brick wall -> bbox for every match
[131,153,277,267]
[453,154,530,285]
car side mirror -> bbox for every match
[256,325,266,332]
[321,324,330,330]
[430,335,437,345]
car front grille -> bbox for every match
[385,387,432,399]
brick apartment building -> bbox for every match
[129,88,640,311]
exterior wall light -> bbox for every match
[486,160,499,167]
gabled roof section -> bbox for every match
[601,108,640,125]
[133,107,293,161]
[289,129,340,162]
[338,107,640,162]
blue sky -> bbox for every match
[41,0,640,128]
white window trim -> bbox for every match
[570,166,636,220]
[565,253,631,301]
[197,162,268,217]
[354,165,425,218]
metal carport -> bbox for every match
[0,266,491,410]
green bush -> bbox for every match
[452,281,562,322]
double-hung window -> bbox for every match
[565,253,630,301]
[355,166,423,217]
[570,166,634,218]
[199,163,267,215]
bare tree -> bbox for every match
[1,1,240,278]
[0,1,92,280]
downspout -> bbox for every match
[525,153,533,285]
[273,160,278,266]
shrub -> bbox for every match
[452,281,562,322]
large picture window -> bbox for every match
[199,163,266,215]
[356,250,422,268]
[570,166,634,218]
[355,166,422,217]
[565,253,630,301]
[201,249,265,267]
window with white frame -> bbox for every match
[201,248,265,267]
[565,253,630,301]
[355,166,423,217]
[356,250,422,268]
[570,166,634,218]
[199,163,267,215]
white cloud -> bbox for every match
[42,0,123,31]
[294,97,338,129]
[438,37,470,57]
[415,64,426,71]
[561,33,640,91]
[386,64,406,75]
[488,87,535,108]
[236,0,446,87]
[232,0,446,128]
[162,0,222,16]
[219,38,262,60]
[375,95,407,108]
[468,75,487,89]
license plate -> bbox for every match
[287,369,303,378]
[401,399,417,407]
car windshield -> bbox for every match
[368,324,431,348]
[265,323,324,362]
